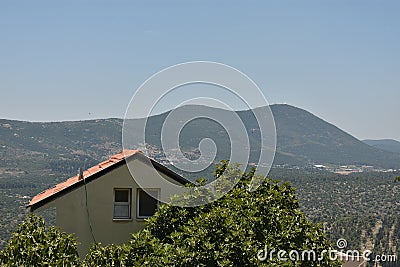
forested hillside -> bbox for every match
[1,104,399,265]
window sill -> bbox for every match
[136,217,152,221]
[112,218,133,222]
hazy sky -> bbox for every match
[1,0,399,141]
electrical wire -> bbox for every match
[83,174,97,243]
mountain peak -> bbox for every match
[363,139,400,154]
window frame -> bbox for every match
[136,188,160,219]
[113,188,132,220]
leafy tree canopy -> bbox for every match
[0,213,80,266]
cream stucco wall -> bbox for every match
[47,158,183,257]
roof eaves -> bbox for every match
[28,151,191,212]
[28,157,128,212]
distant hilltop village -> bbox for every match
[311,164,397,175]
[140,142,398,175]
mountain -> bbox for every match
[270,105,400,168]
[1,104,399,177]
[363,139,400,154]
[0,118,122,179]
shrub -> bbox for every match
[0,213,80,266]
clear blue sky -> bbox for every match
[1,0,399,141]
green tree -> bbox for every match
[0,213,80,266]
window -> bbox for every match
[113,189,131,219]
[137,189,159,219]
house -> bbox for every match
[27,150,190,256]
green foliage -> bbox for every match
[84,243,130,267]
[0,213,80,266]
[394,176,400,183]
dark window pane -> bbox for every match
[138,190,158,217]
[115,190,129,202]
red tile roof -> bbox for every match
[28,150,190,212]
[28,150,140,211]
